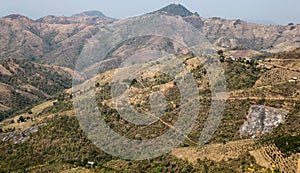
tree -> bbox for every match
[220,56,225,63]
[18,116,26,123]
[217,50,224,56]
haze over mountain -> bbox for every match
[72,10,117,21]
[243,18,279,26]
[0,4,299,70]
[1,0,299,24]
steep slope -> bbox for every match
[0,15,46,60]
[197,17,300,51]
[150,3,197,17]
[149,4,300,52]
[0,14,108,68]
[0,58,84,121]
[0,4,300,71]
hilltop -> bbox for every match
[72,10,117,21]
[150,3,198,17]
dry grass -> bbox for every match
[0,64,12,76]
[171,139,257,164]
[60,167,94,173]
[250,144,299,172]
[0,100,57,130]
[31,100,57,115]
[254,68,300,87]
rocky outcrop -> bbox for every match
[240,105,288,138]
[0,126,38,143]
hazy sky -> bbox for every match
[1,0,300,25]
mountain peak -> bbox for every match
[72,10,106,18]
[152,3,196,17]
[72,10,117,21]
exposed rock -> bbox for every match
[240,105,288,138]
[0,126,38,143]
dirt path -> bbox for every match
[227,96,299,101]
[265,59,300,61]
[122,102,199,146]
[264,62,300,72]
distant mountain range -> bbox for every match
[243,18,279,26]
[3,3,298,118]
[0,4,299,70]
[72,10,117,21]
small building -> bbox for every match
[225,56,236,61]
[229,56,236,61]
[87,161,94,168]
[289,77,298,83]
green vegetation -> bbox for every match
[274,135,300,156]
[0,58,79,121]
[0,116,113,172]
[1,53,300,172]
[223,62,261,90]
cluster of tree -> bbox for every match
[0,58,77,120]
